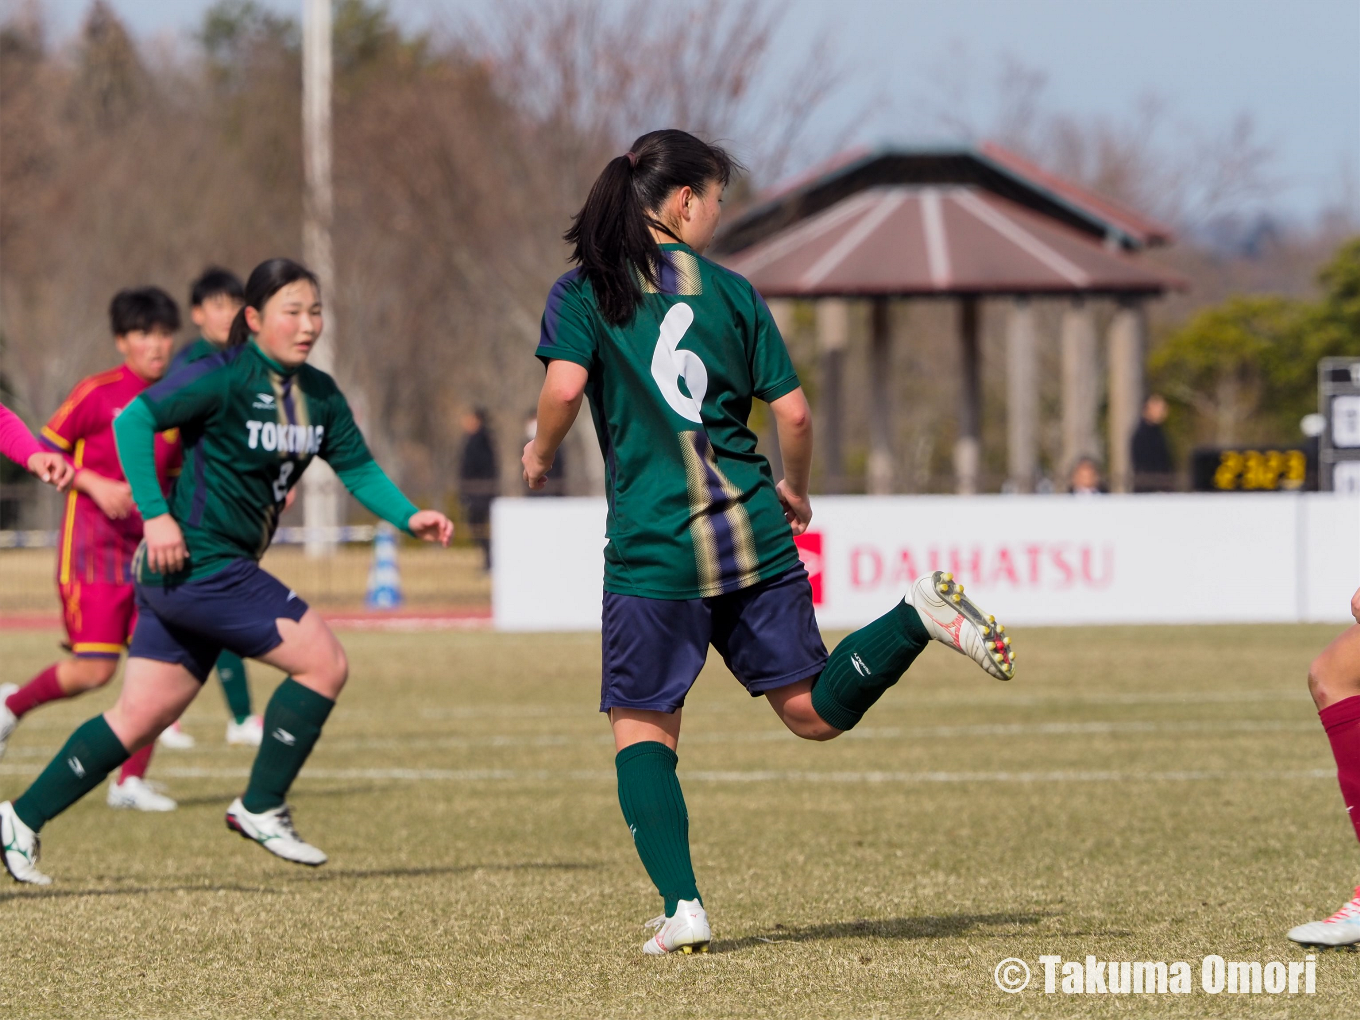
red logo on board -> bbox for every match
[794,531,824,604]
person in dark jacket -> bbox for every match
[459,408,498,569]
[1132,394,1174,492]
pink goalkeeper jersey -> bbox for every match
[0,403,42,467]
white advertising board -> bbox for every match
[492,494,1360,631]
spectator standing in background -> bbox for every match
[523,409,566,497]
[1132,394,1175,492]
[459,408,498,569]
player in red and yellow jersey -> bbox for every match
[0,287,183,812]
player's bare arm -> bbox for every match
[523,359,587,489]
[769,387,813,535]
[73,468,134,519]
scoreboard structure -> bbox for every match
[1320,357,1360,493]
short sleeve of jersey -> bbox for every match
[535,272,597,371]
[318,388,374,473]
[41,383,97,452]
[140,359,228,431]
[749,289,800,403]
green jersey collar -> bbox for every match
[248,338,295,376]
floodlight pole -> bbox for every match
[302,0,340,557]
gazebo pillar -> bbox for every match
[955,297,981,495]
[1006,298,1037,492]
[1061,299,1098,485]
[867,298,894,494]
[816,299,849,493]
[1107,298,1146,493]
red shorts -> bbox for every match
[59,580,136,658]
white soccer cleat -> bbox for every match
[907,571,1015,680]
[225,797,327,866]
[157,720,196,749]
[107,776,177,812]
[225,715,264,747]
[0,801,51,885]
[1288,887,1360,946]
[0,683,18,761]
[642,899,711,955]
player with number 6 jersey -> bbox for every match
[526,130,1017,955]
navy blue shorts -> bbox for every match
[600,565,828,714]
[129,559,309,681]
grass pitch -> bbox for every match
[1,622,1358,1018]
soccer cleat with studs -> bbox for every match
[906,571,1015,680]
[0,801,51,885]
[642,899,711,955]
[1288,887,1360,947]
[225,797,328,866]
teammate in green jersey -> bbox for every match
[0,258,453,884]
[526,130,1017,955]
[156,266,265,751]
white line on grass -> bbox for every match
[0,765,1333,784]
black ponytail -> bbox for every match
[565,129,742,326]
[226,257,321,348]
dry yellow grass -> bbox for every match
[0,622,1356,1016]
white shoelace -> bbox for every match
[643,915,666,930]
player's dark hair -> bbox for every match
[109,287,181,337]
[227,258,320,348]
[190,266,245,308]
[565,129,741,326]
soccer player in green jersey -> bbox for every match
[156,266,265,751]
[0,258,453,884]
[525,130,1016,955]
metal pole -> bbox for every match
[302,0,340,556]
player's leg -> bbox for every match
[1289,625,1360,945]
[0,581,125,757]
[216,650,262,745]
[0,654,202,884]
[99,585,177,811]
[603,592,710,955]
[769,571,1015,739]
[225,607,345,866]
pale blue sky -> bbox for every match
[37,0,1360,223]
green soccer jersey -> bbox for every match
[536,243,802,599]
[116,340,417,583]
[170,336,219,371]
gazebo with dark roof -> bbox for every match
[715,142,1185,493]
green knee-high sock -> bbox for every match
[216,650,253,724]
[13,715,129,832]
[241,679,334,814]
[811,600,930,731]
[616,742,701,917]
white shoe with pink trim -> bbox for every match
[907,571,1015,681]
[642,899,711,955]
[1288,888,1360,946]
